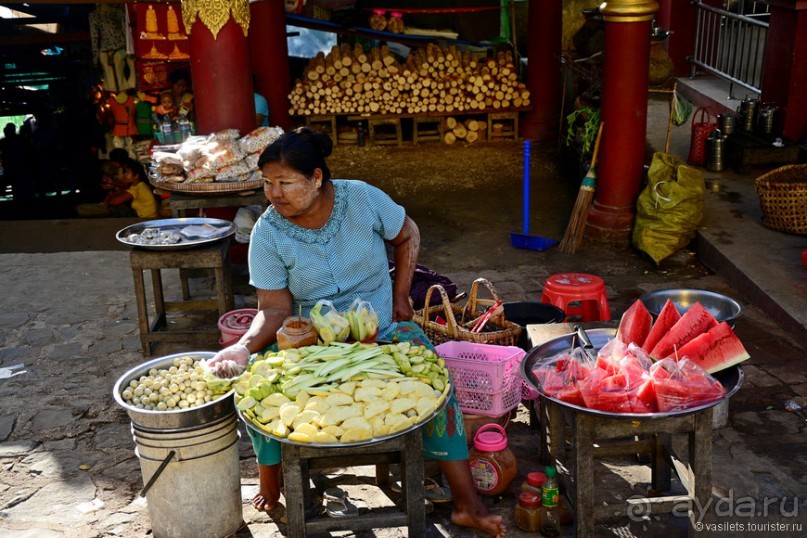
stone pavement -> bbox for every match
[1,95,806,537]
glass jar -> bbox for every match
[468,424,517,496]
[514,491,542,532]
[520,471,546,496]
[276,316,318,350]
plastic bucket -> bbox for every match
[132,413,243,538]
[217,309,258,348]
[503,301,566,400]
[503,301,566,352]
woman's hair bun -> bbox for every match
[292,126,333,159]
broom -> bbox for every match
[558,122,604,254]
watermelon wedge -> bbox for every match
[649,302,718,360]
[616,300,653,347]
[642,299,681,352]
[675,321,750,373]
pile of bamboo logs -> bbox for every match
[443,116,486,144]
[288,43,530,116]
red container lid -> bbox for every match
[518,492,542,507]
[527,471,546,488]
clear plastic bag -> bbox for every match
[531,347,595,408]
[346,298,379,343]
[650,357,726,412]
[309,300,351,345]
[579,339,655,413]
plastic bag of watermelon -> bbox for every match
[530,348,594,407]
[578,339,657,413]
[650,357,726,412]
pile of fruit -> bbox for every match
[233,341,451,444]
[120,355,231,411]
[531,299,749,414]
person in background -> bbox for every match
[254,91,270,127]
[104,158,157,218]
[154,90,178,122]
[208,128,505,538]
[168,69,194,122]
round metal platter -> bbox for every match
[520,328,745,420]
[236,382,451,448]
[116,217,236,251]
[112,351,235,430]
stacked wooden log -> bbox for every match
[288,43,530,116]
[443,116,486,145]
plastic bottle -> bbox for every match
[539,465,560,537]
[160,118,174,144]
[178,114,191,142]
[514,491,542,532]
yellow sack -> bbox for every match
[632,152,705,264]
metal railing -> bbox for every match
[689,1,770,98]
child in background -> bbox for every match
[154,90,177,122]
[105,158,158,218]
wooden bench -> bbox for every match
[281,428,425,537]
[413,116,443,144]
[368,117,403,146]
[129,240,234,356]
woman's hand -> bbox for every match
[207,344,250,378]
[392,293,415,322]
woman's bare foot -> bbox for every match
[252,463,282,512]
[451,505,506,538]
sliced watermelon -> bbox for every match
[616,300,653,347]
[595,354,617,374]
[578,367,608,408]
[649,302,718,360]
[642,299,681,352]
[634,378,658,413]
[651,358,726,412]
[555,384,586,407]
[675,321,750,373]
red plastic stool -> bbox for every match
[541,273,611,322]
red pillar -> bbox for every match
[187,14,255,135]
[249,0,292,130]
[586,1,658,245]
[520,0,562,141]
[761,0,807,142]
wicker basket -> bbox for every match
[149,178,263,195]
[755,164,807,235]
[412,278,521,347]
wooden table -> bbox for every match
[158,189,266,217]
[281,428,425,537]
[130,240,234,356]
[526,322,713,537]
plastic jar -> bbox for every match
[520,471,546,496]
[514,491,542,532]
[468,424,517,496]
[276,316,318,350]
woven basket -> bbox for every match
[688,106,717,166]
[150,178,263,195]
[754,164,807,235]
[412,278,521,347]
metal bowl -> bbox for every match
[520,328,744,420]
[116,217,236,251]
[639,289,743,326]
[113,352,235,431]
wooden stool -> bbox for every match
[541,273,611,321]
[369,117,403,146]
[540,398,713,537]
[306,115,339,145]
[130,240,234,356]
[413,116,443,144]
[281,428,425,537]
[487,111,519,141]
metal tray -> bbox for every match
[112,351,235,430]
[116,217,236,251]
[520,328,744,420]
[237,383,451,448]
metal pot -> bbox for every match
[717,112,736,135]
[738,96,759,132]
[757,104,777,136]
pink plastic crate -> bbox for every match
[435,341,526,417]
